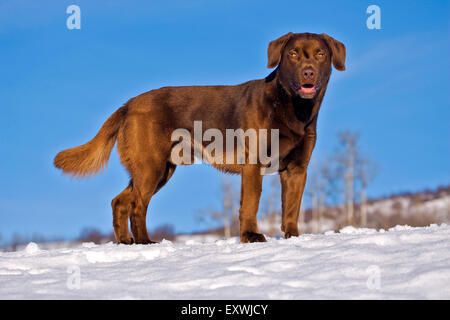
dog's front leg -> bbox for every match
[280,166,307,238]
[239,165,266,243]
[280,127,316,238]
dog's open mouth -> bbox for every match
[299,84,317,95]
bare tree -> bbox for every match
[222,176,237,237]
[334,131,360,226]
[307,163,321,233]
[298,205,306,234]
[260,175,282,236]
[306,158,339,233]
[196,176,239,237]
[333,131,377,227]
[356,155,378,227]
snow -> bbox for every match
[1,224,449,299]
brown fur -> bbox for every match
[54,32,346,244]
[54,105,128,176]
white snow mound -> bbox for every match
[1,224,449,299]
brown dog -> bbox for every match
[54,32,346,244]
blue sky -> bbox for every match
[0,0,449,243]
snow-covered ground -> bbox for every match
[1,224,449,299]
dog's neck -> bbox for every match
[276,81,315,123]
[264,69,327,131]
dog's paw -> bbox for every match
[241,232,267,243]
[284,229,299,239]
[117,237,134,245]
[134,238,157,245]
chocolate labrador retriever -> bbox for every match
[54,32,346,244]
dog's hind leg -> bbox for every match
[111,184,133,244]
[127,150,170,244]
[126,162,176,244]
[153,162,177,195]
[116,108,175,244]
[113,162,171,245]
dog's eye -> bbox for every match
[316,51,325,58]
[289,50,297,57]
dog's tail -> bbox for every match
[54,104,128,177]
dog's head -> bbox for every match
[267,32,346,99]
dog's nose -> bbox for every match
[302,67,315,81]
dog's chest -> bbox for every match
[278,131,304,159]
[293,101,315,124]
[273,96,316,136]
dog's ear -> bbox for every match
[267,32,294,68]
[320,33,346,71]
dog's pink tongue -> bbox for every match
[300,86,316,94]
